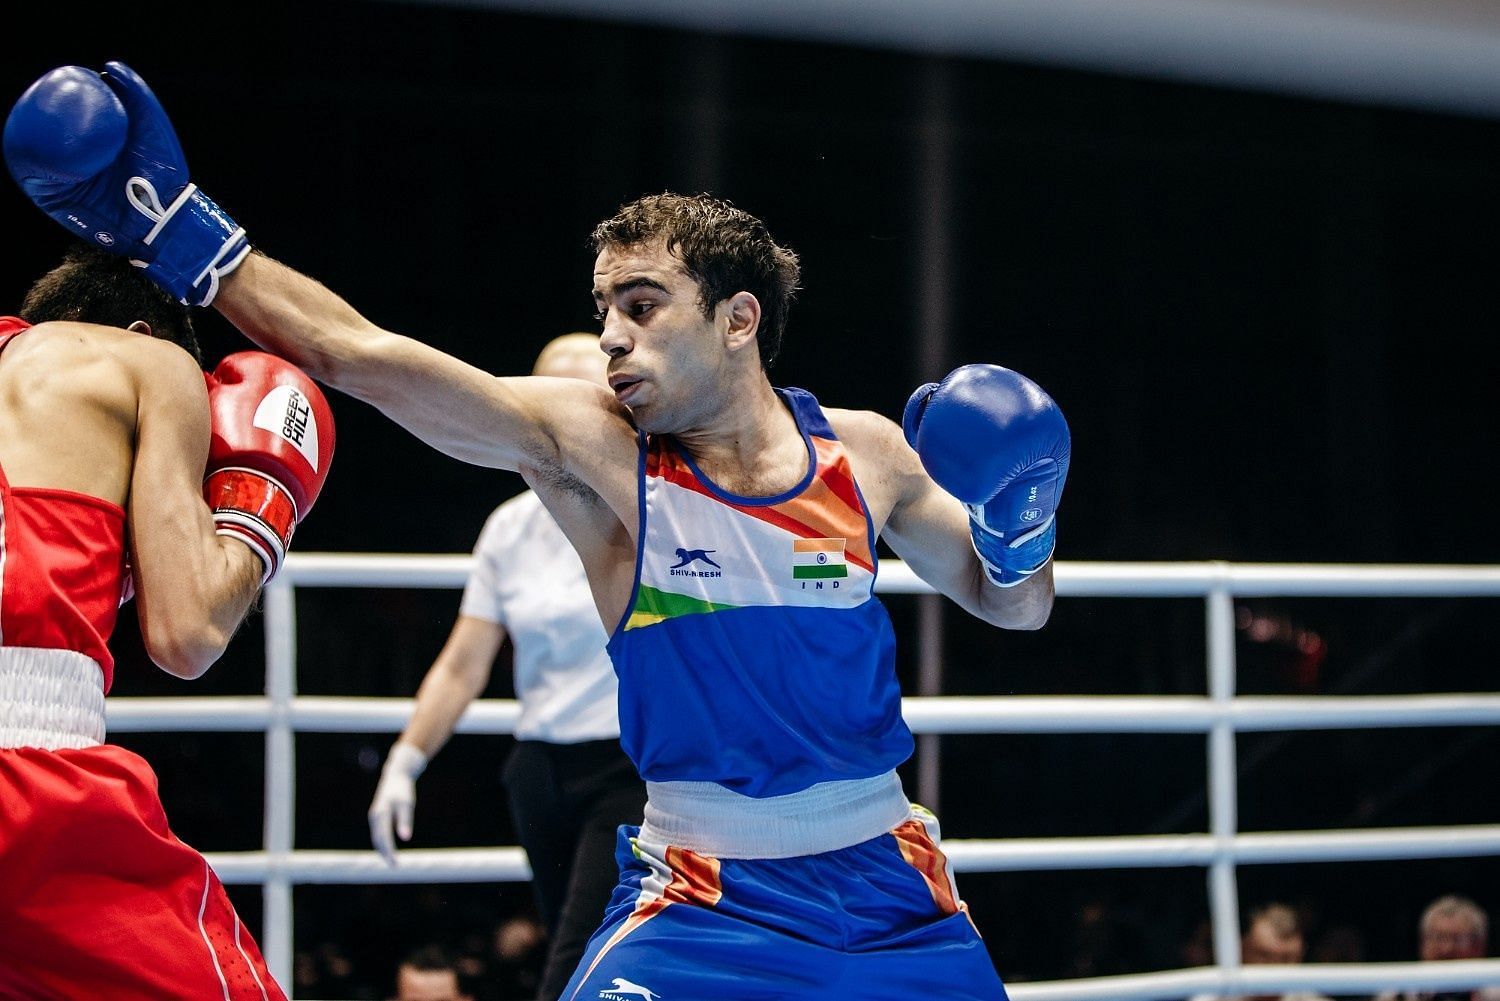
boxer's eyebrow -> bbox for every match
[592,277,671,303]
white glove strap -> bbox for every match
[214,520,282,585]
[192,235,250,307]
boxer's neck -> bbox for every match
[673,379,807,499]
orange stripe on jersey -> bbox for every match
[645,439,875,573]
[644,444,693,481]
[810,436,864,515]
[664,846,724,906]
[771,470,873,573]
[892,819,960,917]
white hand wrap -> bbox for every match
[368,741,428,865]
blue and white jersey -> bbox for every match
[606,388,913,799]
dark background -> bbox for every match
[3,1,1497,996]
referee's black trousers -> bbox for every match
[503,738,647,1001]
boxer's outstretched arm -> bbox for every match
[126,339,264,678]
[8,63,621,481]
[215,253,619,474]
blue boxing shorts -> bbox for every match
[560,809,1009,1000]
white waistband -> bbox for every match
[0,648,106,750]
[639,770,911,859]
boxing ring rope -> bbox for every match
[103,559,1500,1000]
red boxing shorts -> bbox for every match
[0,743,284,1000]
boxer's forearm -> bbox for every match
[127,338,265,679]
[975,558,1054,631]
[136,541,263,680]
[215,251,374,383]
[214,252,568,472]
[889,499,1054,631]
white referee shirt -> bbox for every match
[459,491,619,743]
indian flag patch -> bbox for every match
[792,537,848,580]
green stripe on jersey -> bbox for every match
[633,583,740,619]
[792,563,849,580]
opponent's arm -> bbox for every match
[368,615,506,864]
[885,364,1071,630]
[129,347,336,676]
[125,342,262,678]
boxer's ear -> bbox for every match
[721,291,761,355]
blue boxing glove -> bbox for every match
[904,364,1071,587]
[4,62,248,306]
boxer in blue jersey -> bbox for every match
[8,64,1071,1001]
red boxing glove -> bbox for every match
[203,352,334,582]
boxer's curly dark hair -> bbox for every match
[591,192,801,369]
[19,245,200,365]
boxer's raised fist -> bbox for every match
[204,353,334,582]
[4,62,248,305]
[904,364,1070,586]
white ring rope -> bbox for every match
[277,554,1500,596]
[106,693,1500,734]
[197,823,1500,884]
[108,557,1500,999]
[1003,958,1500,1001]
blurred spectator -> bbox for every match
[1182,917,1216,968]
[1236,605,1328,694]
[1190,903,1333,1001]
[486,914,548,1001]
[1310,923,1370,1001]
[393,945,475,1001]
[295,941,367,1000]
[1375,895,1500,1001]
[1065,897,1147,978]
[1312,924,1366,966]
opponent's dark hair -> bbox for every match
[590,192,801,369]
[19,245,200,364]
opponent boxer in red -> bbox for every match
[0,245,334,1000]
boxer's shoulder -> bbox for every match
[822,405,924,500]
[14,319,171,361]
[1,320,200,418]
[823,405,905,454]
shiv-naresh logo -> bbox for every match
[668,547,722,578]
[599,977,660,1000]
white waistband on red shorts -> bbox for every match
[639,769,911,860]
[0,647,107,750]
